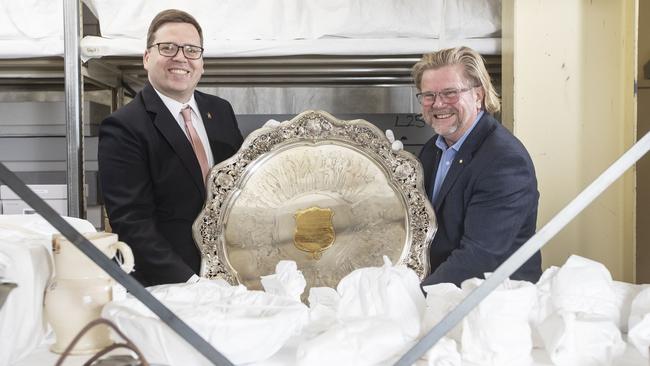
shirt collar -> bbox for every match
[153,88,199,119]
[435,110,485,152]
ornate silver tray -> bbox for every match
[193,110,436,292]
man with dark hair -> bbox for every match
[99,9,243,286]
[413,46,542,286]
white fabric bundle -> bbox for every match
[103,279,309,365]
[550,255,620,321]
[459,277,537,366]
[628,287,650,357]
[295,257,425,366]
[536,255,627,365]
[530,266,559,348]
[260,260,307,302]
[538,313,625,366]
[423,337,461,366]
[422,283,465,342]
[0,214,95,366]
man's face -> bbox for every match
[419,65,483,145]
[143,22,204,103]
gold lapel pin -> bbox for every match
[207,112,212,119]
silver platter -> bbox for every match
[193,110,436,292]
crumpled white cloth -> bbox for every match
[530,266,559,348]
[423,337,461,366]
[261,260,306,302]
[422,283,465,342]
[538,312,626,365]
[0,214,95,366]
[103,279,309,365]
[459,277,537,366]
[550,255,619,322]
[295,256,425,366]
[535,256,627,365]
[628,286,650,357]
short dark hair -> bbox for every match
[146,9,203,48]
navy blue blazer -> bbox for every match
[98,82,243,286]
[419,113,542,287]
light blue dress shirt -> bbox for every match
[431,111,484,202]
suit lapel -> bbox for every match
[142,83,206,197]
[433,114,497,211]
[422,143,441,200]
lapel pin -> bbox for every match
[459,159,464,164]
[207,112,212,119]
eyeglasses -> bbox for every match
[416,87,477,105]
[148,42,204,60]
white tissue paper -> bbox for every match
[534,256,627,365]
[459,277,537,366]
[550,255,619,322]
[421,283,465,342]
[261,260,307,302]
[295,256,425,366]
[611,280,648,333]
[0,215,95,366]
[538,312,626,365]
[628,286,650,357]
[423,337,461,366]
[530,266,559,348]
[303,286,340,337]
[102,280,309,365]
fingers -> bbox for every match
[385,129,395,143]
[385,129,403,152]
[391,140,404,152]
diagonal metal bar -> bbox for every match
[395,131,650,365]
[0,162,233,366]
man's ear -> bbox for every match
[143,50,150,72]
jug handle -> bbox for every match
[113,241,135,274]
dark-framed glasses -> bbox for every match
[148,42,204,60]
[416,86,477,105]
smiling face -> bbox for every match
[420,64,484,146]
[143,22,204,103]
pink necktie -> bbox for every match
[180,106,209,182]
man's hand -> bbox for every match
[385,129,404,152]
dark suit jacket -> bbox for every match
[98,82,243,286]
[419,113,542,287]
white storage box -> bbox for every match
[0,184,67,216]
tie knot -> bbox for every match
[181,105,192,123]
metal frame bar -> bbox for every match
[63,0,84,217]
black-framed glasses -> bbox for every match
[147,42,204,60]
[416,86,477,105]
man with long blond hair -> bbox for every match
[413,46,541,286]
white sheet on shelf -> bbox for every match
[80,0,501,59]
[80,36,501,60]
[0,0,501,58]
[0,0,63,58]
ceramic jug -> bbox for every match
[44,232,134,354]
